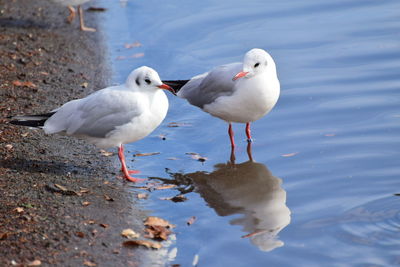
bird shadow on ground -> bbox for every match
[0,157,90,176]
[0,18,49,29]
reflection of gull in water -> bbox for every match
[187,152,291,252]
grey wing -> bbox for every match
[45,88,143,138]
[73,90,143,138]
[178,63,242,108]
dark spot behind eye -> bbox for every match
[145,78,151,85]
[254,62,260,68]
[135,78,140,86]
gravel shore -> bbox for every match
[0,1,145,266]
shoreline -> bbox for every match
[0,1,145,266]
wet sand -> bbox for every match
[0,1,146,266]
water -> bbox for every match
[96,0,400,266]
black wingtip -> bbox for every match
[163,80,189,94]
[8,112,55,128]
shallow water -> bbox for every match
[97,0,400,266]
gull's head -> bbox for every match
[233,48,276,81]
[126,66,174,94]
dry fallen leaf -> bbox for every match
[54,183,68,192]
[81,82,88,88]
[80,188,90,194]
[161,195,187,202]
[144,216,175,228]
[15,207,24,213]
[83,260,97,267]
[27,260,41,266]
[130,53,144,58]
[21,132,29,137]
[75,231,85,238]
[154,184,177,190]
[121,229,140,239]
[100,149,113,157]
[137,193,148,199]
[185,152,207,162]
[134,152,160,157]
[124,41,142,49]
[123,240,162,249]
[167,122,192,127]
[99,223,109,228]
[281,152,299,157]
[187,216,196,226]
[145,225,171,240]
[12,80,37,88]
[5,144,13,150]
[104,194,114,201]
[82,201,91,207]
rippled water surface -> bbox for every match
[97,0,400,266]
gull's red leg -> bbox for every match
[228,123,235,148]
[118,145,143,182]
[245,122,252,142]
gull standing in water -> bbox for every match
[10,66,175,182]
[164,48,280,148]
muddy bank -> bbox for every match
[0,1,146,266]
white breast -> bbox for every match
[203,75,280,123]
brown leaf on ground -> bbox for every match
[82,201,91,206]
[144,216,175,228]
[134,152,160,157]
[80,188,90,194]
[75,231,85,238]
[83,260,97,267]
[137,193,148,199]
[27,260,41,266]
[154,184,177,190]
[0,232,10,240]
[144,225,171,240]
[54,183,68,192]
[121,229,140,239]
[15,207,24,213]
[187,216,196,226]
[100,149,113,157]
[12,80,37,88]
[99,223,109,228]
[5,144,13,151]
[104,194,114,201]
[124,41,142,49]
[123,240,162,249]
[281,152,299,157]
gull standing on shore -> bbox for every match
[10,66,175,182]
[164,48,280,148]
[51,0,96,31]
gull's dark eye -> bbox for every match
[145,78,151,85]
[254,62,260,68]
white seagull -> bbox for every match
[10,66,175,182]
[164,48,280,147]
[51,0,96,32]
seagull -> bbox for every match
[10,66,175,182]
[164,48,280,148]
[51,0,96,32]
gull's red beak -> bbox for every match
[158,83,176,95]
[232,71,249,81]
